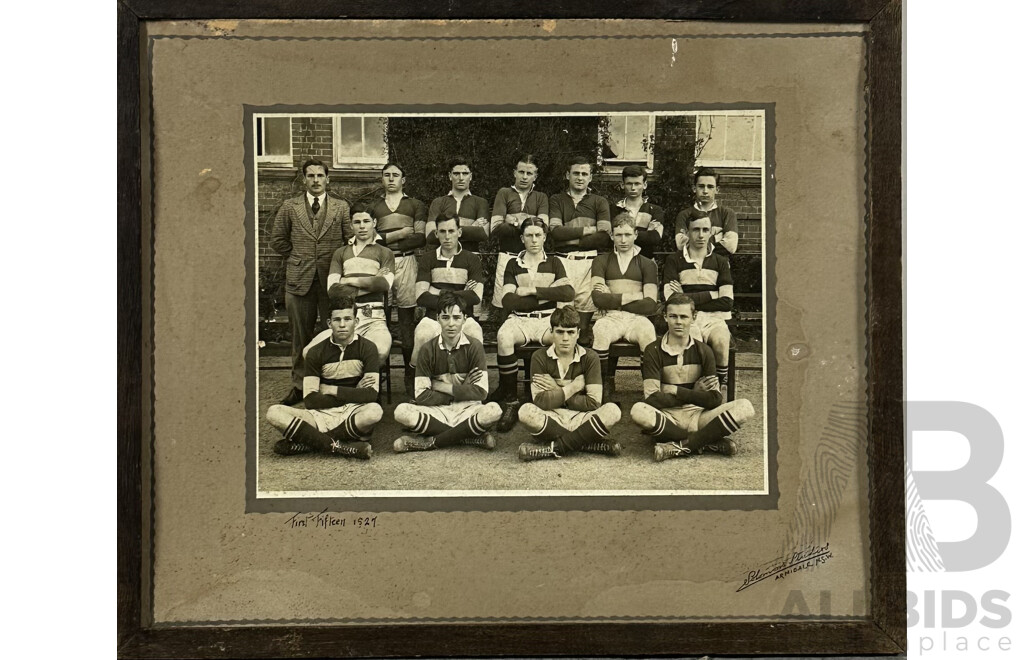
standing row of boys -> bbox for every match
[267,155,755,462]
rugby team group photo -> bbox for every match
[254,112,767,493]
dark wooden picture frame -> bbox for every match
[118,1,904,656]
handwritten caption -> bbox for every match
[737,543,832,592]
[285,509,378,531]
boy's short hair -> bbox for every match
[448,156,472,173]
[519,216,548,236]
[327,292,357,316]
[516,153,539,168]
[350,201,376,218]
[565,155,593,173]
[381,161,405,176]
[550,306,581,329]
[434,215,459,230]
[611,212,636,231]
[301,158,329,176]
[693,166,720,186]
[620,164,647,180]
[685,211,711,230]
[437,291,470,317]
[663,292,696,316]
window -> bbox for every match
[332,115,389,168]
[255,116,292,163]
[695,113,764,168]
[600,114,655,169]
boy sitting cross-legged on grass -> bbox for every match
[265,293,383,459]
[392,291,503,453]
[516,306,623,461]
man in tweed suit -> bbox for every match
[270,158,353,405]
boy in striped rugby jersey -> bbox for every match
[371,162,427,391]
[266,294,383,459]
[629,293,754,461]
[548,156,612,345]
[516,306,623,461]
[673,167,739,255]
[611,165,666,258]
[392,292,503,453]
[663,213,734,395]
[307,205,396,365]
[590,213,659,395]
[426,157,490,252]
[489,154,549,310]
[410,216,485,369]
[491,218,575,429]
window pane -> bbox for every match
[606,115,649,161]
[364,116,387,160]
[264,117,290,156]
[725,115,757,161]
[338,117,364,157]
[697,115,726,162]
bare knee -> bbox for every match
[517,403,544,430]
[358,403,384,427]
[729,399,755,425]
[630,402,656,429]
[478,402,503,426]
[394,403,415,427]
[597,402,621,428]
[266,404,294,430]
[496,324,519,354]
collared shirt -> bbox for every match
[371,193,427,254]
[591,248,658,314]
[502,250,572,313]
[306,192,327,208]
[530,344,601,411]
[674,203,738,242]
[614,197,665,235]
[415,242,485,318]
[548,190,611,251]
[413,333,489,405]
[641,333,715,399]
[491,186,550,252]
[328,240,396,305]
[662,244,734,312]
[426,192,490,247]
[304,333,380,388]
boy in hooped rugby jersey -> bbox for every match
[630,293,754,461]
[265,293,383,459]
[489,154,549,311]
[392,292,503,453]
[516,306,623,461]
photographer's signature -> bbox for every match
[737,543,832,592]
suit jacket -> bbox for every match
[269,194,352,296]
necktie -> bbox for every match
[311,197,321,216]
[311,197,323,234]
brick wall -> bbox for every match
[290,117,333,166]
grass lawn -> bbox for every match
[256,355,766,494]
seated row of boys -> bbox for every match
[266,290,754,462]
[271,155,738,405]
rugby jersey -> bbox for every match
[490,186,550,253]
[549,190,612,252]
[662,244,734,313]
[413,332,489,405]
[426,192,490,248]
[675,203,739,254]
[613,197,665,256]
[327,237,396,305]
[641,334,720,408]
[529,344,601,412]
[501,250,574,313]
[370,194,427,255]
[415,243,485,318]
[303,334,380,404]
[590,247,659,316]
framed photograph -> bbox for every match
[119,2,904,657]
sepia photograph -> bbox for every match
[251,110,772,499]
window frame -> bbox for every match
[254,116,293,164]
[694,112,765,169]
[331,115,390,169]
[600,113,656,171]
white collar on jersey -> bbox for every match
[681,242,715,263]
[435,242,464,260]
[546,343,585,365]
[615,196,650,209]
[515,249,548,267]
[436,331,471,351]
[349,231,384,246]
[660,333,695,356]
